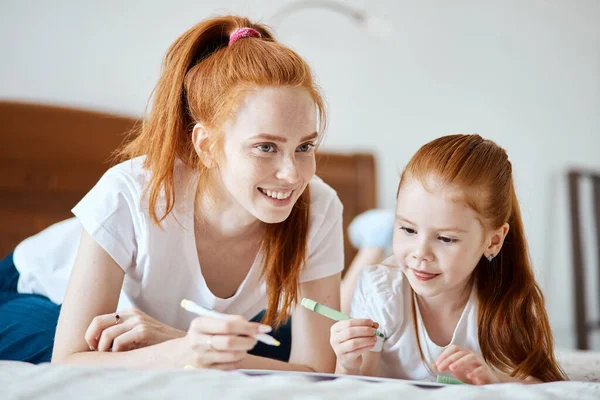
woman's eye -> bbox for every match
[257,144,276,153]
[400,226,416,235]
[438,236,458,244]
[297,143,315,153]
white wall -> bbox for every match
[1,0,599,348]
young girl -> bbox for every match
[0,15,343,371]
[330,134,567,384]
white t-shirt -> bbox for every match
[14,157,344,331]
[350,261,480,382]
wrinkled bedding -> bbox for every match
[1,350,599,399]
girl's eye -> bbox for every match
[438,236,458,244]
[297,143,315,153]
[257,144,276,153]
[400,226,416,235]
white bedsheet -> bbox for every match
[1,350,599,400]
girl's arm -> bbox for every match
[434,345,542,385]
[358,351,381,376]
[240,272,341,373]
[335,347,381,376]
[330,318,381,375]
[495,371,541,384]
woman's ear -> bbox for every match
[192,123,216,168]
[485,223,510,260]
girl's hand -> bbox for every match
[85,308,186,352]
[330,319,379,374]
[184,315,270,370]
[434,345,501,385]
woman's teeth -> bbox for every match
[260,188,292,200]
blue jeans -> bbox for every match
[0,253,60,363]
[249,310,292,362]
[0,253,291,363]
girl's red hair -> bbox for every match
[118,16,326,327]
[401,134,566,382]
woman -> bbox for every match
[0,15,342,371]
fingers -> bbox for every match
[195,349,247,365]
[186,317,261,369]
[340,346,377,361]
[330,318,380,361]
[210,334,257,351]
[187,333,249,367]
[467,365,491,385]
[334,326,378,342]
[435,350,468,372]
[446,353,481,383]
[434,345,467,371]
[337,336,378,355]
[189,333,257,352]
[330,319,379,344]
[96,321,135,352]
[434,346,498,385]
[111,326,151,352]
[208,361,243,371]
[448,353,479,374]
[331,319,378,333]
[189,316,270,337]
[85,312,123,351]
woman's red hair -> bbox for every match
[117,16,326,327]
[401,134,566,382]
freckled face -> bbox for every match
[215,86,319,224]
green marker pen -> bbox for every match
[436,375,465,385]
[300,298,385,339]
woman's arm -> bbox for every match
[240,273,341,373]
[52,229,128,364]
[52,230,263,369]
[52,230,191,368]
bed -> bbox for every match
[1,352,599,400]
[1,101,600,399]
[0,100,376,271]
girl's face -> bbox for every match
[201,86,319,224]
[393,178,490,298]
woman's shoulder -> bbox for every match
[297,177,345,282]
[308,175,341,210]
[303,176,343,247]
[102,156,150,190]
[98,157,193,203]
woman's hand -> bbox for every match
[434,345,501,385]
[330,318,379,374]
[184,315,272,370]
[85,308,186,352]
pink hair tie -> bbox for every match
[228,27,262,46]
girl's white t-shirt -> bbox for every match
[350,262,480,382]
[13,157,344,331]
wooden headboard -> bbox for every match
[0,101,376,272]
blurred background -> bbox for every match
[1,0,599,349]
